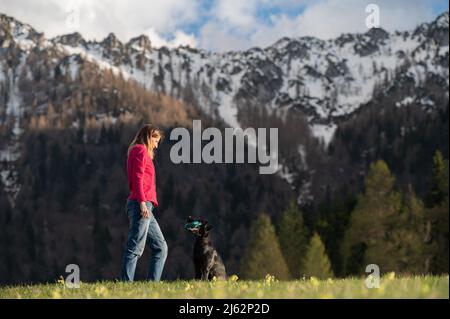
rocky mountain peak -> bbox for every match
[0,13,17,31]
[365,27,390,42]
[413,11,449,42]
[0,13,43,48]
[52,32,86,48]
[101,32,123,49]
[428,11,449,46]
[434,11,449,28]
[127,34,152,52]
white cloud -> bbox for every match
[199,21,251,52]
[170,30,198,48]
[213,0,259,29]
[291,0,437,39]
[200,0,442,51]
[145,28,197,48]
[0,0,201,46]
[212,0,312,28]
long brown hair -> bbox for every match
[127,124,162,159]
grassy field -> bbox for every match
[0,274,448,299]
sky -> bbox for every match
[0,0,448,52]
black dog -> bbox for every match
[185,216,227,280]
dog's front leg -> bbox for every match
[200,268,209,280]
[202,252,217,280]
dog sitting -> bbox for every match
[185,216,227,280]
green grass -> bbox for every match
[0,274,448,299]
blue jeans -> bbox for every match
[121,199,168,281]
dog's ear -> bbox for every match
[205,224,213,231]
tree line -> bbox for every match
[240,151,449,279]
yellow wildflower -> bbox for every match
[57,276,65,285]
[94,285,109,297]
[385,272,396,280]
[52,290,62,299]
[265,274,275,284]
[310,277,320,287]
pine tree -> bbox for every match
[302,233,334,279]
[425,151,449,208]
[241,214,291,280]
[278,201,309,278]
[395,185,426,273]
[314,194,356,277]
[341,160,403,274]
[424,151,449,274]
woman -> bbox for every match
[121,124,168,281]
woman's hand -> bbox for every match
[140,201,150,218]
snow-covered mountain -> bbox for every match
[56,12,449,145]
[0,11,449,206]
[2,12,448,139]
